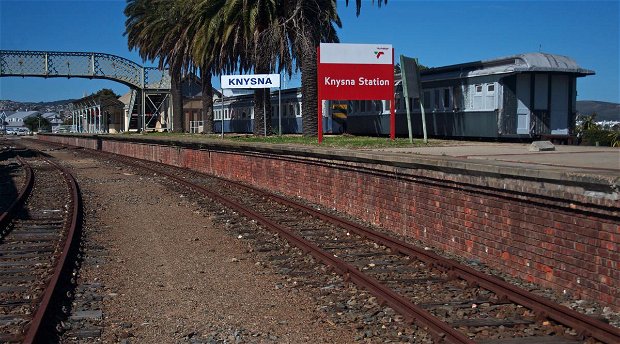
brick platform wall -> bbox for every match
[38,135,620,308]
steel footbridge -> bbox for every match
[0,50,172,132]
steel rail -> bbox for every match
[227,180,620,344]
[22,157,82,344]
[0,156,34,229]
[130,162,474,344]
[37,142,619,343]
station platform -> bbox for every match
[41,134,616,192]
[364,142,619,181]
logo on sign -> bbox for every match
[374,47,390,59]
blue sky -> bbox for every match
[0,0,618,103]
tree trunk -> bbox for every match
[170,66,184,132]
[301,42,318,137]
[253,64,273,136]
[201,68,214,134]
[252,89,263,135]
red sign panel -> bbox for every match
[318,63,394,100]
[317,43,395,141]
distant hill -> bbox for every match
[576,100,620,121]
[0,99,76,116]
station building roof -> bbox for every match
[6,111,41,120]
[420,52,595,82]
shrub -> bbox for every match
[582,128,615,146]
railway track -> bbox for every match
[0,147,82,343]
[82,149,618,344]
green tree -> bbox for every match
[123,0,388,137]
[284,0,341,136]
[288,0,386,136]
[187,0,228,134]
[220,0,294,135]
[578,113,599,132]
[125,0,192,133]
[90,88,119,99]
[24,114,51,132]
[347,0,388,16]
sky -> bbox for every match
[0,0,618,103]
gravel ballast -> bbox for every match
[48,148,359,343]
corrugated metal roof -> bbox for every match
[42,112,59,119]
[6,111,40,120]
[421,52,594,81]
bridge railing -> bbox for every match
[0,50,170,90]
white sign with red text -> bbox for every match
[318,43,393,100]
[317,43,395,142]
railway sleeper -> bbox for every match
[0,299,30,307]
[0,242,54,249]
[12,222,63,229]
[333,251,389,259]
[0,251,58,259]
[0,267,33,275]
[477,336,582,344]
[0,259,49,267]
[450,318,534,327]
[418,298,508,310]
[0,246,54,254]
[0,275,37,283]
[0,333,23,343]
[63,327,102,340]
[7,233,59,240]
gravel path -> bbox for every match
[49,148,358,343]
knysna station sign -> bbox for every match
[221,74,281,89]
[220,73,282,136]
[317,43,395,142]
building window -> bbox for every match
[453,86,463,110]
[443,88,451,110]
[485,83,496,110]
[473,84,483,110]
[413,98,420,109]
[375,100,382,112]
[423,91,431,109]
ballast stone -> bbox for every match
[529,141,555,152]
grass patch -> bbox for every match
[227,134,435,148]
[125,131,443,149]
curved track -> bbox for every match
[89,149,619,344]
[0,147,82,343]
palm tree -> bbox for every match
[125,0,193,133]
[184,0,228,134]
[282,0,386,136]
[220,0,290,136]
[284,0,341,136]
[346,0,388,16]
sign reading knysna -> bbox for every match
[318,43,393,100]
[221,74,281,89]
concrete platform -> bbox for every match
[30,134,620,195]
[365,142,619,179]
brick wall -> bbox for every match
[38,135,620,308]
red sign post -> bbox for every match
[317,43,395,143]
